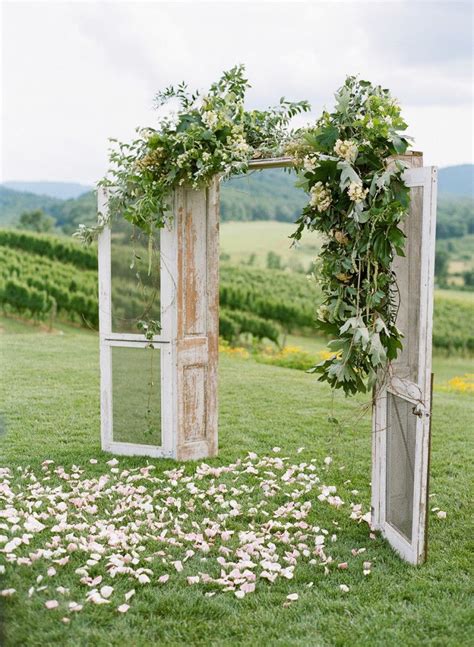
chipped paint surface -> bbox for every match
[175,178,219,459]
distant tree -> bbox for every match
[18,209,55,233]
[463,270,474,288]
[435,249,450,284]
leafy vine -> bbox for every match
[77,67,412,396]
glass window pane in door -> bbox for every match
[111,220,160,334]
[112,346,161,446]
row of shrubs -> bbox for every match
[0,229,97,270]
[0,230,473,353]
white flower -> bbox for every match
[303,156,318,172]
[310,182,332,212]
[334,139,358,163]
[348,181,368,203]
[202,111,218,129]
[233,138,250,156]
[176,153,188,168]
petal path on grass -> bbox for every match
[0,451,375,619]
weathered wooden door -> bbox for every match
[371,157,438,564]
[97,180,219,460]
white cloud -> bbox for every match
[1,0,472,183]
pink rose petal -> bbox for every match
[45,600,59,610]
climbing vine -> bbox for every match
[77,67,412,396]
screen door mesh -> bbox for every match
[386,392,417,540]
[112,346,162,446]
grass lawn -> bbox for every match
[0,317,472,646]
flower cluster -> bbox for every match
[290,76,411,395]
[334,139,358,163]
[309,182,332,212]
[347,181,369,203]
[446,374,474,394]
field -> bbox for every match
[436,235,474,286]
[0,316,473,646]
[220,221,321,271]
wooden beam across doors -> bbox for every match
[246,151,423,171]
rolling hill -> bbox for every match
[2,181,93,200]
[438,164,473,198]
[1,164,472,233]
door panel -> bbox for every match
[371,165,437,564]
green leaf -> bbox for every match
[369,332,387,366]
[315,125,339,150]
[338,161,361,190]
[335,86,351,114]
[389,130,409,154]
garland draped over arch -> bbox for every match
[76,66,412,396]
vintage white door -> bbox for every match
[97,182,219,460]
[97,187,175,458]
[371,162,438,564]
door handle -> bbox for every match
[412,404,429,418]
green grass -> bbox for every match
[0,317,473,646]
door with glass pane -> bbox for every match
[372,165,437,564]
[97,188,174,458]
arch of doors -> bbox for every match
[97,151,437,563]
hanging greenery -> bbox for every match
[75,65,310,244]
[287,77,411,395]
[76,66,412,396]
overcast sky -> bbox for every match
[1,0,473,184]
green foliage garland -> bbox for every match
[287,76,411,394]
[77,67,412,396]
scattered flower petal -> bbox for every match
[45,600,59,610]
